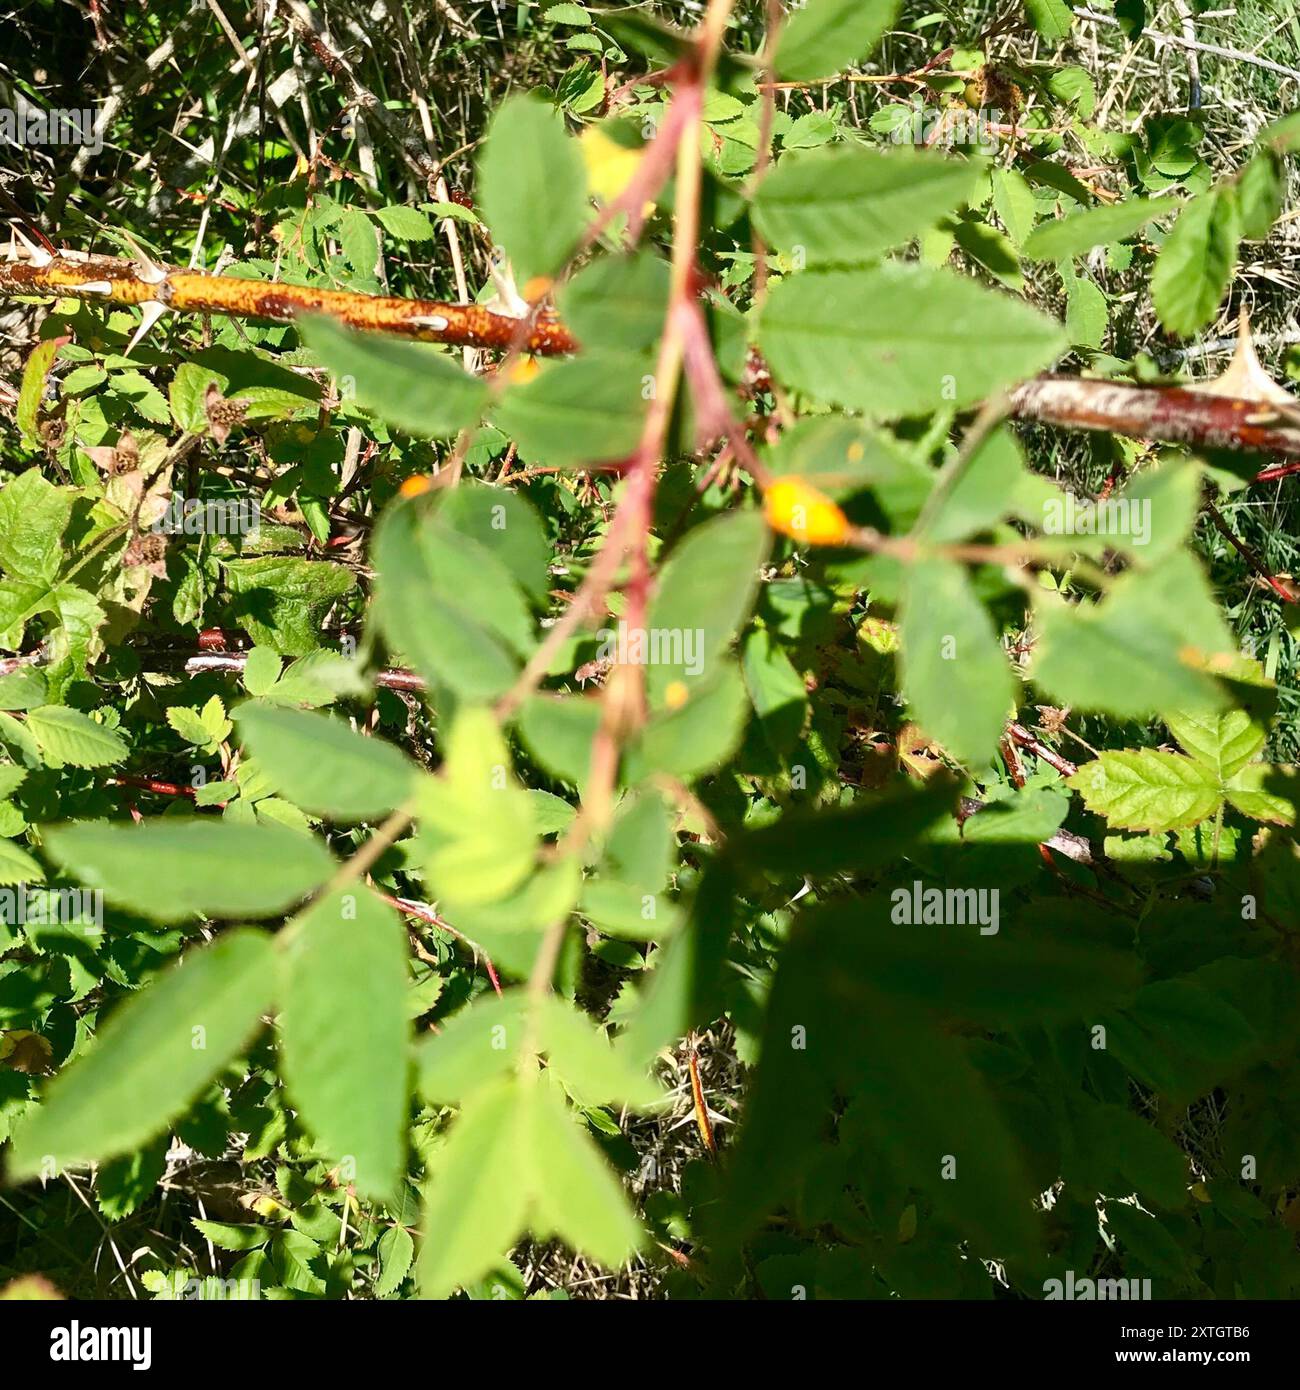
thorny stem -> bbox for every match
[524,0,737,997]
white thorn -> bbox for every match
[123,300,170,355]
[118,231,168,285]
[9,224,52,268]
[79,280,114,296]
[409,314,450,331]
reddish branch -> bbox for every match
[181,649,427,692]
[1005,722,1078,779]
[5,250,1300,472]
[1203,499,1299,603]
[374,891,502,995]
[1009,376,1300,479]
[110,773,197,799]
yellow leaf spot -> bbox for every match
[764,476,850,547]
[664,680,690,710]
[846,440,864,462]
[580,125,655,217]
[507,355,541,386]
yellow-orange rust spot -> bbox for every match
[664,680,690,710]
[764,475,851,547]
[507,355,541,385]
[521,276,554,303]
[399,474,436,498]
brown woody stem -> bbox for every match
[4,268,1298,472]
[1009,375,1300,477]
[0,253,577,355]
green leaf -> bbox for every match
[477,93,588,283]
[234,705,419,823]
[722,966,1039,1261]
[7,929,275,1175]
[899,560,1014,767]
[192,1219,272,1252]
[374,1224,415,1296]
[242,645,282,697]
[1068,750,1221,832]
[1023,197,1170,261]
[753,147,979,266]
[0,838,42,885]
[759,265,1064,418]
[517,694,601,787]
[991,166,1037,247]
[417,706,537,908]
[953,219,1023,292]
[271,1229,326,1294]
[927,427,1030,542]
[16,338,65,450]
[1078,1102,1189,1209]
[629,661,749,781]
[374,205,436,241]
[373,502,520,701]
[1235,151,1285,241]
[1221,763,1295,826]
[731,780,955,879]
[536,996,662,1108]
[560,252,669,352]
[1047,65,1096,118]
[1153,187,1241,338]
[417,504,536,657]
[223,556,356,656]
[1024,0,1073,44]
[1103,976,1257,1101]
[741,627,807,759]
[1166,707,1266,781]
[524,1080,642,1267]
[492,353,648,469]
[301,317,486,440]
[417,990,529,1104]
[1033,554,1234,717]
[544,2,590,24]
[25,706,127,768]
[435,483,551,603]
[528,789,577,835]
[774,0,900,83]
[1262,110,1300,154]
[0,471,73,585]
[44,819,334,921]
[0,668,46,711]
[167,706,214,747]
[280,890,409,1200]
[643,509,768,705]
[418,1078,529,1298]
